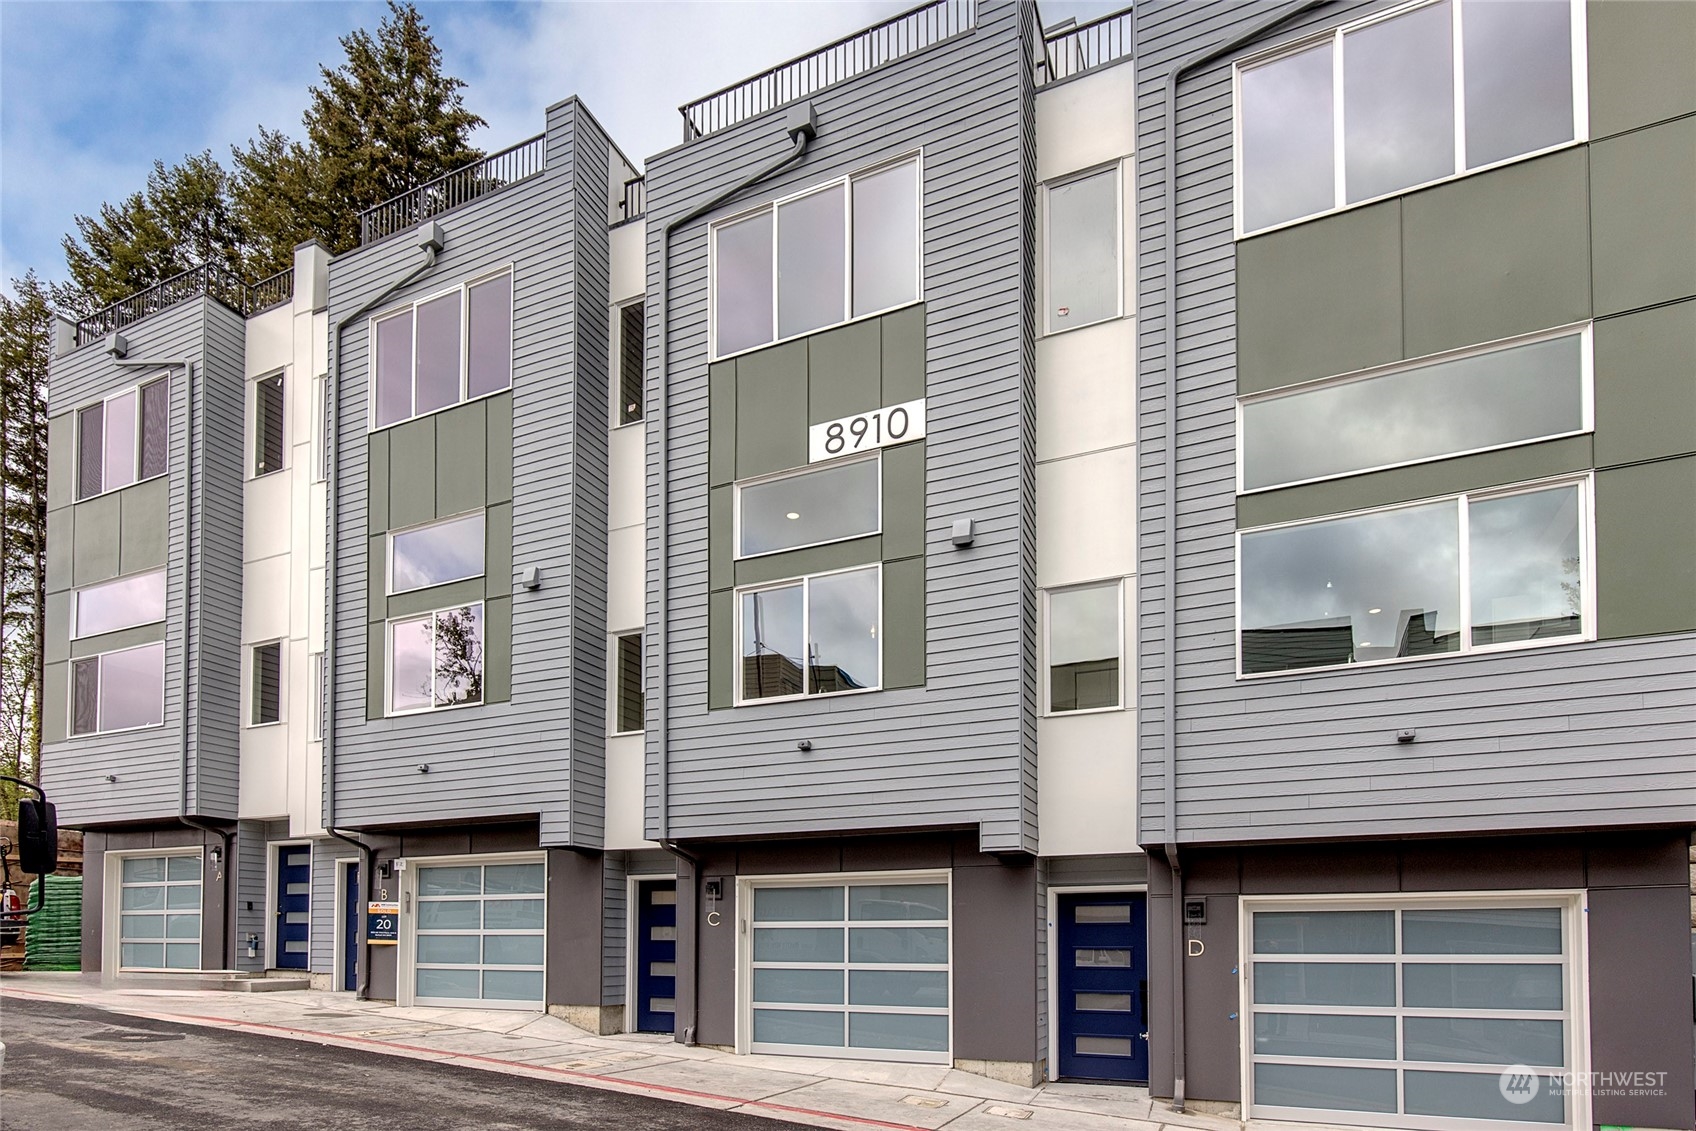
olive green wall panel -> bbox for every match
[734,535,882,589]
[366,621,386,721]
[46,414,73,511]
[1238,436,1595,529]
[709,361,737,488]
[486,502,513,599]
[1588,0,1696,140]
[70,622,166,660]
[734,341,808,479]
[808,320,881,425]
[435,400,487,519]
[484,596,511,704]
[367,429,390,533]
[71,493,120,587]
[882,441,926,560]
[45,592,70,663]
[1595,455,1696,638]
[45,508,71,595]
[1237,201,1404,394]
[1401,150,1591,359]
[1594,299,1696,468]
[880,305,926,404]
[708,486,732,592]
[882,556,925,690]
[1590,116,1696,318]
[367,534,387,621]
[387,417,436,531]
[707,590,732,710]
[42,661,66,745]
[116,478,169,577]
[485,393,513,506]
[387,576,485,621]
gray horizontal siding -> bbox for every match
[328,98,613,846]
[644,0,1039,851]
[1134,0,1696,844]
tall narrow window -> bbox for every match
[139,378,168,480]
[777,184,847,340]
[252,641,282,725]
[618,303,645,425]
[1045,167,1121,333]
[414,291,462,416]
[467,273,513,399]
[374,310,414,428]
[614,632,644,734]
[255,375,285,476]
[851,159,919,317]
[1046,581,1123,712]
[78,401,104,499]
[103,388,138,493]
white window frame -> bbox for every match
[70,640,166,736]
[1238,890,1592,1131]
[611,297,646,430]
[1235,473,1596,679]
[1232,0,1589,239]
[71,568,167,640]
[736,868,953,1065]
[1041,577,1130,717]
[250,368,287,480]
[385,600,486,717]
[386,510,487,596]
[734,564,884,706]
[608,629,645,737]
[366,265,515,432]
[77,375,170,501]
[733,452,882,561]
[1236,323,1595,495]
[248,637,285,729]
[106,848,204,974]
[398,850,548,1011]
[709,152,924,362]
[1040,159,1128,336]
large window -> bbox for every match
[389,604,484,714]
[389,512,486,595]
[1046,580,1125,713]
[612,631,643,735]
[1246,898,1580,1129]
[78,378,168,500]
[1044,165,1122,334]
[1237,0,1583,235]
[372,271,512,429]
[74,570,166,639]
[1240,328,1589,492]
[712,156,920,358]
[739,566,880,702]
[255,373,285,476]
[71,642,166,735]
[118,854,202,971]
[1239,480,1588,676]
[736,456,880,558]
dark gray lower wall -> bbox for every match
[1146,830,1696,1130]
[80,824,234,974]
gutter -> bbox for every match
[1151,0,1329,1111]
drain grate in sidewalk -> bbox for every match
[985,1105,1034,1120]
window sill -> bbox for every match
[735,684,882,708]
[384,699,486,719]
[72,720,166,739]
[611,418,645,431]
[608,729,644,739]
[1041,311,1129,339]
[1042,704,1127,718]
[249,467,287,482]
[245,720,285,730]
[1236,630,1594,681]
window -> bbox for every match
[71,642,166,735]
[118,854,202,971]
[1045,165,1122,333]
[389,512,485,594]
[389,604,483,714]
[74,570,166,638]
[617,302,645,426]
[77,378,168,499]
[1240,327,1589,492]
[255,374,285,476]
[739,566,880,702]
[712,156,920,358]
[372,271,513,428]
[612,632,643,734]
[1239,480,1588,676]
[1246,898,1579,1129]
[252,641,282,725]
[1046,581,1124,713]
[736,456,879,558]
[1237,0,1582,235]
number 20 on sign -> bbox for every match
[809,398,926,464]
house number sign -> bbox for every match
[808,398,926,464]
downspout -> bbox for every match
[322,225,444,999]
[655,105,815,1046]
[1152,1,1329,1112]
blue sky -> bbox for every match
[1,0,1123,299]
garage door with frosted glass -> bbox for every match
[119,854,202,970]
[1248,903,1577,1130]
[749,879,950,1063]
[414,859,545,1009]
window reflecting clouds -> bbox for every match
[76,570,167,638]
[715,213,774,357]
[778,185,846,340]
[739,458,878,557]
[1048,582,1121,711]
[392,512,485,593]
[1047,167,1120,332]
[390,604,483,713]
[742,584,803,700]
[1463,0,1574,168]
[808,568,879,694]
[1470,486,1582,646]
[1344,2,1454,203]
[1240,42,1334,233]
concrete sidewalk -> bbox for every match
[0,972,1241,1131]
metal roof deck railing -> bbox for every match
[73,264,296,348]
[678,0,976,142]
[357,133,547,245]
[1037,6,1134,87]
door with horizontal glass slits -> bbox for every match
[748,878,950,1063]
[1056,892,1148,1082]
[1247,902,1578,1130]
[119,854,202,970]
[412,858,546,1009]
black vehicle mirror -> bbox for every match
[17,799,58,875]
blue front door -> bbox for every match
[342,860,359,991]
[635,881,677,1033]
[1056,892,1148,1083]
[273,845,310,970]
